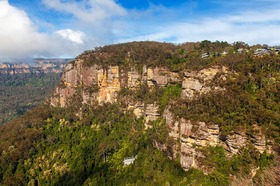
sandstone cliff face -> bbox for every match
[50,59,227,112]
[163,108,271,171]
[50,59,182,124]
[181,66,228,99]
[50,58,271,172]
[0,59,67,75]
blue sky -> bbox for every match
[1,0,280,58]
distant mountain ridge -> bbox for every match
[0,58,72,74]
[0,58,69,124]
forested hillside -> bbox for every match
[0,73,61,125]
[0,41,279,185]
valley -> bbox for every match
[0,58,70,124]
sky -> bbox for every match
[1,0,280,58]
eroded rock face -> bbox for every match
[50,61,181,107]
[97,66,121,103]
[251,125,268,154]
[225,132,247,154]
[127,103,145,119]
[179,119,220,170]
[147,67,169,87]
[162,108,180,159]
[127,67,142,89]
[0,59,67,74]
[180,119,220,147]
[163,108,179,140]
[50,58,228,108]
[50,59,271,173]
[50,62,79,107]
[164,108,221,170]
[180,145,198,170]
[181,66,228,99]
[50,61,179,127]
[144,103,160,128]
[162,109,271,171]
[51,61,120,106]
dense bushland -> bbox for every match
[0,73,61,124]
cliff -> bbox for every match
[50,42,276,174]
[1,41,279,185]
[0,58,70,75]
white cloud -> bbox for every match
[0,0,48,57]
[1,0,280,58]
[117,6,280,46]
[0,1,92,58]
[56,29,85,44]
[225,9,280,23]
[42,0,128,50]
[42,0,126,25]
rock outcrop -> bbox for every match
[0,59,69,75]
[162,108,272,171]
[144,103,160,128]
[179,119,220,170]
[181,66,228,99]
[50,59,182,107]
[50,57,272,173]
[225,132,247,154]
[51,60,227,108]
[251,124,269,154]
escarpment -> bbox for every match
[49,42,276,174]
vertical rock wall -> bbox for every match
[50,59,271,172]
[163,108,271,171]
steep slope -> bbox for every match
[0,41,279,185]
[49,41,279,182]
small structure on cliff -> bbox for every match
[123,156,136,166]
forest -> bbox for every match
[0,73,61,124]
[0,41,279,185]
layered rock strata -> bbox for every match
[163,108,271,171]
[50,58,271,172]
